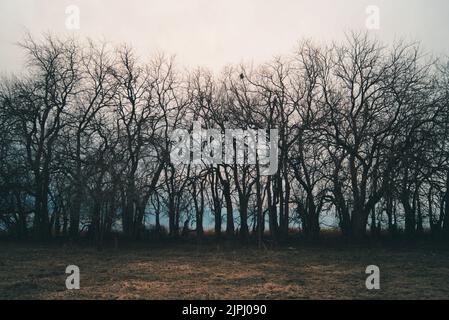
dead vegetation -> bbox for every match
[0,241,448,300]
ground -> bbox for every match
[0,240,448,300]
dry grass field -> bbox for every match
[1,240,448,300]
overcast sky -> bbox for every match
[1,0,448,74]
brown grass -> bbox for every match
[0,241,448,300]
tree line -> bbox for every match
[1,32,448,243]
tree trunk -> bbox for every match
[442,171,449,237]
[223,181,234,237]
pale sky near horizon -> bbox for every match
[0,0,448,74]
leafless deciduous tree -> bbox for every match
[1,32,448,243]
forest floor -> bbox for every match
[0,240,449,300]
